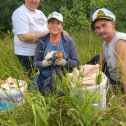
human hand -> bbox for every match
[41,59,52,67]
[55,58,67,66]
[45,51,55,61]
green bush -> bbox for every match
[60,1,90,32]
[1,0,126,35]
[103,0,126,32]
[0,0,21,34]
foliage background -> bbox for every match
[0,1,126,125]
[0,0,126,36]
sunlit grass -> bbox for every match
[70,31,102,64]
[0,36,27,80]
[0,34,126,126]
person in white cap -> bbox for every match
[92,8,126,94]
[34,12,79,95]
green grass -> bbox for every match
[70,31,102,64]
[0,33,126,126]
[0,36,27,80]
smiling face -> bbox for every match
[48,18,63,35]
[94,19,115,42]
[24,0,41,11]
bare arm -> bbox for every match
[115,39,126,94]
[17,32,45,43]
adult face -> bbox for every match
[24,0,41,11]
[48,19,63,35]
[94,20,115,42]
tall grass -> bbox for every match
[0,33,126,126]
[70,31,102,64]
[0,36,27,80]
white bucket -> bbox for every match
[0,80,27,111]
[71,73,107,109]
[82,73,107,109]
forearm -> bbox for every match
[17,32,45,43]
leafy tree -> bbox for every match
[60,0,90,32]
[0,0,21,34]
[40,0,72,16]
[90,0,126,31]
[1,0,125,36]
[103,0,126,31]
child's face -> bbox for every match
[48,19,63,35]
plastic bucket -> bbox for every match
[71,73,107,109]
[0,81,27,111]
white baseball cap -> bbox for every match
[47,12,63,23]
[92,8,116,23]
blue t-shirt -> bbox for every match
[44,38,67,59]
[41,38,67,79]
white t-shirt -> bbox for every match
[12,4,48,56]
